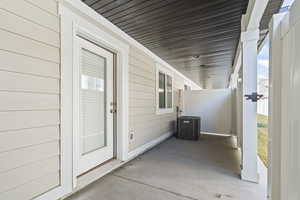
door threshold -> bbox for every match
[78,158,116,178]
[75,159,124,192]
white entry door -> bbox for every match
[74,37,114,175]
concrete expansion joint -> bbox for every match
[112,174,199,200]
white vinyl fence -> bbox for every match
[257,98,268,116]
[183,89,234,135]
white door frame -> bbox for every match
[59,3,130,189]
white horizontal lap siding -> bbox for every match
[130,115,175,131]
[0,71,59,94]
[0,9,59,48]
[129,98,155,108]
[0,127,60,154]
[0,172,59,200]
[129,73,155,87]
[0,50,59,78]
[24,0,59,16]
[0,0,59,32]
[0,29,59,63]
[128,47,180,151]
[129,83,155,95]
[0,92,59,111]
[0,0,61,200]
[0,156,60,193]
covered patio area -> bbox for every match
[1,0,298,199]
[67,134,266,200]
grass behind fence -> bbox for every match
[257,114,268,167]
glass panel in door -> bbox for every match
[80,49,106,155]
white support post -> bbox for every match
[240,29,260,183]
[229,0,269,89]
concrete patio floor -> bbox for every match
[66,134,267,200]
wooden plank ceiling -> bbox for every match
[82,0,282,87]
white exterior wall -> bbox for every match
[0,0,61,199]
[128,47,184,151]
[0,1,190,199]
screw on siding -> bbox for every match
[215,193,233,199]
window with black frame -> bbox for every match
[157,66,173,114]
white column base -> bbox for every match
[241,169,259,183]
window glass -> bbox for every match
[159,72,166,108]
[159,72,165,89]
[80,48,106,155]
[157,67,173,113]
[167,75,172,108]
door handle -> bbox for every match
[110,109,117,114]
[110,102,117,114]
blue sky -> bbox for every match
[258,40,269,80]
[282,0,295,7]
[257,0,295,80]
